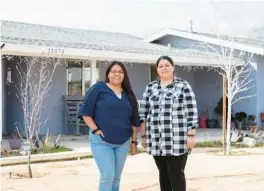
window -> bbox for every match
[67,60,99,96]
[150,65,158,81]
[67,61,82,96]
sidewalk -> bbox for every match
[2,148,264,191]
[0,129,255,166]
[60,128,224,152]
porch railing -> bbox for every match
[64,96,86,135]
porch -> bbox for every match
[2,54,230,136]
[1,55,152,136]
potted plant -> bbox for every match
[207,101,218,128]
[248,115,256,125]
[261,112,264,121]
[214,96,230,128]
[247,114,257,133]
[234,112,247,130]
[8,131,23,150]
[261,112,264,131]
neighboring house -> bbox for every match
[146,28,264,128]
[0,20,246,137]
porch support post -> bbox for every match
[91,59,97,86]
[81,61,85,96]
[0,53,3,141]
[222,74,227,155]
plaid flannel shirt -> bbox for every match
[139,77,198,156]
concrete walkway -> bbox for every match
[0,129,237,152]
[1,129,257,166]
[59,129,224,152]
[1,148,264,191]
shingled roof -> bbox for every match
[0,20,218,59]
[192,31,264,49]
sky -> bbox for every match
[1,0,264,38]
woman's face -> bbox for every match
[157,59,174,79]
[108,64,124,86]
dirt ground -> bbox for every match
[1,148,264,191]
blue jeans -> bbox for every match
[89,131,130,191]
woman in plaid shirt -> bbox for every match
[139,56,198,191]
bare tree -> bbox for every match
[14,55,61,178]
[199,35,256,155]
[182,1,259,155]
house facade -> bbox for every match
[0,20,252,137]
[146,28,264,128]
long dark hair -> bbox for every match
[105,61,139,123]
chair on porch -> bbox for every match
[64,96,88,135]
[64,98,142,135]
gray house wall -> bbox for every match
[39,62,67,135]
[174,66,195,86]
[193,68,223,118]
[5,56,26,135]
[256,56,264,127]
[232,63,257,118]
[175,66,222,118]
[5,56,67,136]
[2,57,7,135]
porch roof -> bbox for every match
[1,20,242,66]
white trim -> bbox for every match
[81,61,85,95]
[65,60,69,96]
[98,61,101,81]
[145,28,172,43]
[0,42,242,66]
[145,28,264,55]
[91,59,97,86]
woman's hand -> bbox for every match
[187,136,195,150]
[141,137,147,148]
[95,130,104,137]
[83,116,104,137]
[130,143,137,156]
[140,123,147,149]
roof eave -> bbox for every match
[145,29,264,55]
[0,42,236,66]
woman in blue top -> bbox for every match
[78,61,140,191]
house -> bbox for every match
[0,20,246,137]
[146,28,264,128]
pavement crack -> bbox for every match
[188,173,257,181]
[131,183,159,191]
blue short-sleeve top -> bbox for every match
[78,82,140,144]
